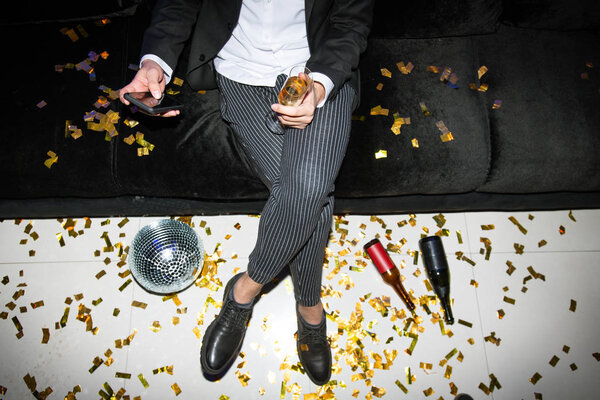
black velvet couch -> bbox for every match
[1,0,599,218]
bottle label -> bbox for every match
[365,240,394,273]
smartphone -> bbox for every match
[124,91,183,114]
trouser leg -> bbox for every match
[216,74,355,306]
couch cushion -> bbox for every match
[0,19,128,199]
[501,0,600,30]
[3,0,139,24]
[114,85,269,201]
[370,0,502,39]
[476,26,600,193]
[334,36,491,198]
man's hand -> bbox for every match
[118,59,180,117]
[271,81,326,130]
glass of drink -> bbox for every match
[265,65,313,134]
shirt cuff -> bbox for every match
[311,72,334,108]
[140,54,173,85]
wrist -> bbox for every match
[314,81,326,105]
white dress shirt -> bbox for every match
[142,0,333,107]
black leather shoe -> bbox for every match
[201,273,253,375]
[296,307,332,385]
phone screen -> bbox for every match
[124,92,183,114]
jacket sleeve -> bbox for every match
[305,0,374,98]
[140,0,203,72]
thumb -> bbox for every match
[146,68,163,99]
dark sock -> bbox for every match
[229,282,253,309]
[299,309,325,328]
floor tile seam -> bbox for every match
[121,272,137,393]
[466,249,600,255]
[461,213,495,384]
[0,259,126,265]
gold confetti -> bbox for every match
[370,105,389,116]
[508,216,528,234]
[376,83,383,91]
[23,373,37,392]
[115,372,131,379]
[478,65,488,79]
[559,225,566,235]
[374,150,387,159]
[503,296,515,305]
[89,356,103,374]
[569,299,577,312]
[549,355,560,367]
[419,101,431,116]
[492,99,502,109]
[397,61,414,74]
[44,151,58,169]
[124,134,136,145]
[497,309,505,319]
[138,373,149,388]
[411,138,419,148]
[514,243,524,254]
[529,372,542,385]
[538,240,547,247]
[131,301,147,309]
[118,279,132,292]
[380,68,392,78]
[570,363,578,371]
[171,383,182,396]
[563,345,570,354]
[41,328,50,343]
[31,300,44,309]
[423,387,434,397]
[592,353,600,361]
[479,382,490,395]
[150,321,161,332]
[440,132,454,142]
[371,386,386,398]
[395,379,408,394]
[457,319,473,328]
[440,67,451,81]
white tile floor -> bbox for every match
[1,209,599,400]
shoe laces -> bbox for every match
[222,300,251,330]
[299,324,329,346]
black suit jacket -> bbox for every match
[141,0,374,102]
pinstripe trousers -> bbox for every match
[216,73,355,307]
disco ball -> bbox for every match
[129,219,204,294]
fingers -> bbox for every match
[146,67,164,99]
[272,101,315,129]
[159,109,181,118]
[118,61,166,105]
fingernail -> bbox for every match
[152,91,160,98]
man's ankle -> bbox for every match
[298,302,325,326]
[232,272,262,305]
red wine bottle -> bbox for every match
[364,239,415,311]
[419,236,454,324]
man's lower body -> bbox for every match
[200,73,355,385]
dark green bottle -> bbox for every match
[419,236,454,324]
